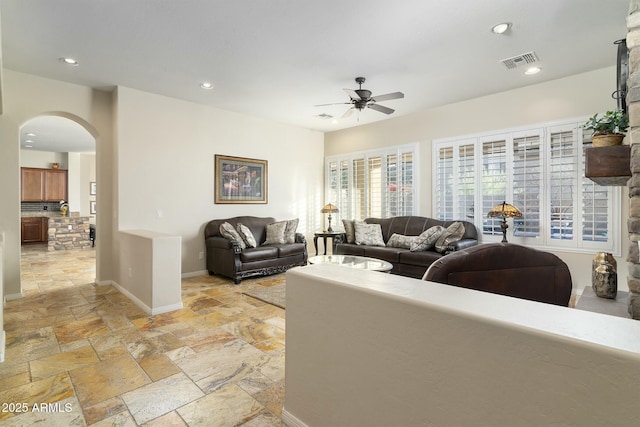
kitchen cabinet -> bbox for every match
[21,217,48,243]
[20,167,68,202]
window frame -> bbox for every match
[325,143,420,224]
[432,117,621,256]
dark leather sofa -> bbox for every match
[334,216,478,279]
[204,216,307,283]
[423,243,572,306]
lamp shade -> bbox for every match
[487,201,522,218]
[321,203,339,213]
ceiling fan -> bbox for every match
[316,77,404,119]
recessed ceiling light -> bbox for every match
[26,132,36,137]
[200,82,214,90]
[59,57,79,66]
[491,22,511,34]
[24,145,33,148]
[525,66,541,75]
[25,139,34,143]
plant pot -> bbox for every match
[592,133,624,147]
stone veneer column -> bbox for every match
[627,0,640,319]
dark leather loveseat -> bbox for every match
[423,243,572,306]
[204,216,307,283]
[334,216,478,279]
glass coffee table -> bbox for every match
[308,255,393,272]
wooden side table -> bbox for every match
[313,232,342,256]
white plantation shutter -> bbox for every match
[435,146,454,220]
[326,145,418,221]
[512,131,542,239]
[433,117,619,254]
[548,126,577,245]
[352,158,366,221]
[457,144,476,222]
[581,130,610,244]
[481,138,507,237]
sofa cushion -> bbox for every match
[399,250,443,267]
[264,221,287,245]
[435,222,465,253]
[363,246,403,263]
[240,246,279,262]
[354,221,385,246]
[387,233,416,249]
[220,222,246,249]
[277,242,306,258]
[343,219,356,244]
[237,223,257,248]
[284,218,299,244]
[411,226,445,252]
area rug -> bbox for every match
[243,283,286,309]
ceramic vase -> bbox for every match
[592,252,617,299]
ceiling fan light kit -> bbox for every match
[316,76,404,120]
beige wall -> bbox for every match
[113,86,324,281]
[0,69,323,299]
[324,67,630,292]
[0,69,113,298]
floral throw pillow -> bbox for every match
[387,233,417,249]
[284,218,299,244]
[236,223,257,248]
[435,222,466,253]
[354,221,385,247]
[263,221,287,245]
[219,222,246,249]
[342,219,356,244]
[410,226,445,252]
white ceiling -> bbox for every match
[1,0,630,153]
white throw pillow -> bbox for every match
[236,223,257,248]
[434,222,465,253]
[342,219,356,244]
[263,221,287,245]
[354,221,385,247]
[387,233,417,249]
[284,218,299,244]
[410,226,445,252]
[219,222,246,249]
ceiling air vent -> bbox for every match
[500,51,540,70]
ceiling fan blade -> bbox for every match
[368,103,395,114]
[314,102,351,107]
[342,108,355,119]
[372,92,404,102]
[343,89,361,101]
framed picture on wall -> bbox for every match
[90,182,97,195]
[90,200,96,214]
[214,154,268,204]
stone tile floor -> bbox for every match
[1,244,286,426]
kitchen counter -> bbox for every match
[21,211,81,218]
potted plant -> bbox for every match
[583,109,629,147]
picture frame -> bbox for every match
[90,182,97,195]
[215,154,268,204]
[90,200,96,214]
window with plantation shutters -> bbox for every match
[435,146,454,220]
[512,132,542,239]
[433,117,620,254]
[481,138,507,238]
[325,144,418,222]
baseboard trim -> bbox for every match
[110,281,183,315]
[4,292,23,301]
[181,270,208,279]
[281,408,308,427]
[0,330,5,363]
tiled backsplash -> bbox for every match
[21,202,62,213]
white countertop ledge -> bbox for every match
[289,264,640,356]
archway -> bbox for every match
[18,113,98,292]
